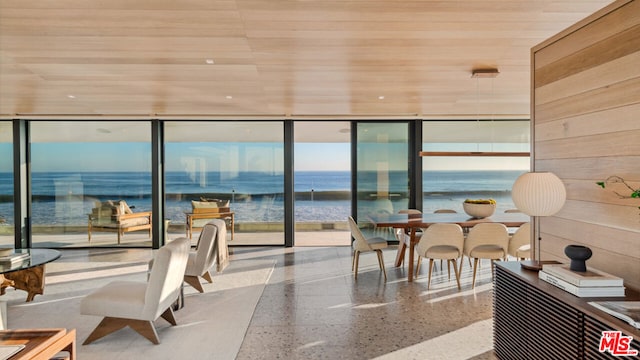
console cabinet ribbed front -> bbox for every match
[493,262,640,360]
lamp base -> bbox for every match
[520,260,562,271]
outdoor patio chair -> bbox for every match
[185,199,234,241]
[87,200,152,244]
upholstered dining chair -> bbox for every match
[507,222,531,260]
[415,223,464,290]
[433,209,462,268]
[460,223,509,288]
[80,237,190,345]
[433,209,457,213]
[348,216,388,281]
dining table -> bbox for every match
[370,212,530,282]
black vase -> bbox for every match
[564,245,592,272]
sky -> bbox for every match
[1,142,529,173]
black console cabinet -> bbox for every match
[494,261,640,360]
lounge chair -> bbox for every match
[185,199,234,241]
[88,200,152,244]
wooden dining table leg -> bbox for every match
[394,228,407,267]
[407,228,417,282]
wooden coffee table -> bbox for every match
[0,249,61,302]
[0,328,75,360]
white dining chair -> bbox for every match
[507,222,531,260]
[415,223,464,290]
[460,223,509,288]
[348,216,388,281]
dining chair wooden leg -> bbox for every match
[471,258,480,289]
[353,251,360,280]
[375,250,387,282]
[459,255,464,275]
[415,256,422,276]
[452,259,461,290]
[427,259,434,289]
[352,250,355,271]
[447,260,451,280]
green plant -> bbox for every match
[464,198,496,204]
[596,175,640,209]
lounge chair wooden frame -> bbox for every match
[88,211,152,244]
[185,207,234,241]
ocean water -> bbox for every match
[0,170,524,226]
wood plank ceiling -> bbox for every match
[0,0,613,120]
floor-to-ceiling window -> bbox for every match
[294,121,351,246]
[356,122,410,240]
[164,121,285,246]
[30,121,152,247]
[422,120,530,214]
[0,121,13,246]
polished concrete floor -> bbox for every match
[5,243,502,359]
[232,246,499,360]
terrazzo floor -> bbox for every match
[4,244,503,359]
[233,246,500,360]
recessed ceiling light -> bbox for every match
[67,95,76,99]
[378,96,385,100]
[226,95,233,99]
[205,59,214,64]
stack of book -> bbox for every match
[588,301,640,329]
[539,264,625,297]
[0,251,30,265]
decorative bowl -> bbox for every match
[463,202,496,218]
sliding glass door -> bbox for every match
[30,121,152,247]
[294,121,351,246]
[0,121,13,246]
[164,121,285,246]
[422,120,530,214]
[355,122,410,240]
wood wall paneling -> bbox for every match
[536,157,640,180]
[534,77,640,122]
[533,0,640,291]
[534,103,640,142]
[532,0,637,68]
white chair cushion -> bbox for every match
[120,217,150,227]
[515,244,531,258]
[426,245,461,259]
[80,281,147,320]
[354,236,387,251]
[470,245,505,259]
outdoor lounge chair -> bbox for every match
[88,200,152,244]
[185,199,234,241]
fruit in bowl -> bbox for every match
[463,199,496,218]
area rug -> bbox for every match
[4,258,275,360]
